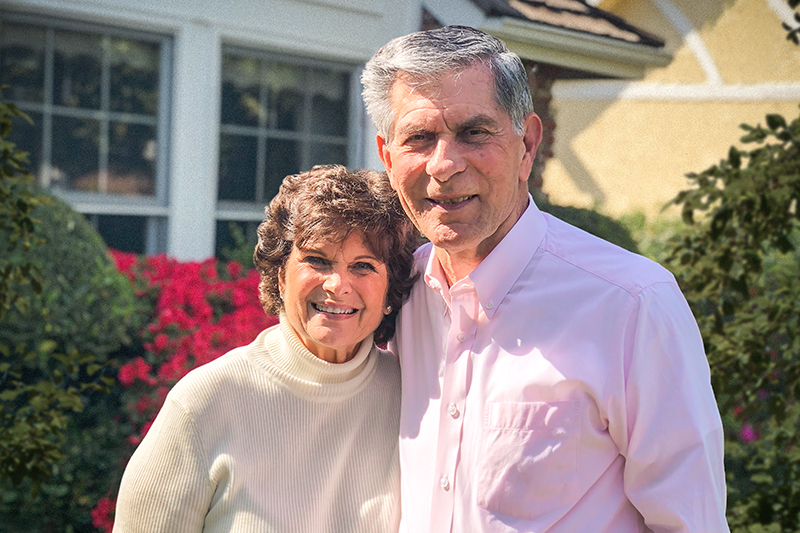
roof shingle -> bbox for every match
[472,0,665,48]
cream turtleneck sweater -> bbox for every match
[113,316,401,532]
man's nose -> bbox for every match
[426,137,466,182]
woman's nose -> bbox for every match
[322,271,351,295]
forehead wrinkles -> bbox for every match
[390,71,474,135]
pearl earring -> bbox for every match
[384,305,392,315]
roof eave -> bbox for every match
[480,16,673,79]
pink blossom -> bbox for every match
[90,496,115,532]
[740,424,758,443]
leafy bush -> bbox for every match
[0,90,45,321]
[1,87,140,492]
[538,201,640,253]
[0,191,143,524]
[1,251,273,531]
[0,192,142,356]
[665,107,800,531]
[619,211,687,263]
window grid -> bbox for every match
[217,46,352,214]
[0,11,172,254]
[0,12,171,207]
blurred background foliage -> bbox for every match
[665,107,800,532]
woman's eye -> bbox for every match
[352,262,378,273]
[303,256,328,268]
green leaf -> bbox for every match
[766,114,787,131]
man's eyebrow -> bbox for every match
[396,115,500,137]
[456,115,500,130]
[396,124,430,137]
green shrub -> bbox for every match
[0,189,144,499]
[619,211,687,264]
[665,107,800,531]
[538,201,640,253]
[0,192,141,356]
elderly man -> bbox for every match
[361,26,728,532]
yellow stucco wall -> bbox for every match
[545,99,800,216]
[542,0,800,219]
[703,0,800,82]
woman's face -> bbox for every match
[279,232,389,363]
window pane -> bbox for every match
[7,111,43,180]
[0,22,45,103]
[108,121,156,196]
[310,69,348,136]
[53,30,102,109]
[96,214,146,253]
[218,133,257,201]
[266,62,304,131]
[221,55,261,126]
[215,220,259,261]
[51,115,100,192]
[309,142,347,167]
[109,37,160,115]
[265,138,299,200]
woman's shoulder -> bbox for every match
[371,345,401,384]
[166,328,274,410]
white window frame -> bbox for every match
[0,10,172,254]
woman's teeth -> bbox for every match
[313,303,356,315]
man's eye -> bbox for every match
[464,128,488,139]
[405,133,430,144]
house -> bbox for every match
[543,0,800,219]
[0,0,671,259]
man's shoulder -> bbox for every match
[413,241,434,265]
[540,213,675,297]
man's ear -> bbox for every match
[519,112,543,182]
[376,133,394,181]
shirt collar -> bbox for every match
[423,195,547,318]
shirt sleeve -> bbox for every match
[620,281,729,533]
[113,395,213,533]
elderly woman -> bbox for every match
[114,165,418,532]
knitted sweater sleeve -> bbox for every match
[113,395,213,533]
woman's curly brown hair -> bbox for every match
[254,165,419,345]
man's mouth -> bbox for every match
[312,303,357,315]
[430,194,476,205]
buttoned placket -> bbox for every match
[429,279,479,533]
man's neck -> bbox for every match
[435,194,530,287]
[435,247,484,287]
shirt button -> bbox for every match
[448,403,460,419]
[440,475,450,491]
[486,299,493,309]
[456,332,466,342]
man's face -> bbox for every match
[377,63,541,260]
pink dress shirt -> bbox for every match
[390,198,728,533]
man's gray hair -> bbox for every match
[361,25,533,139]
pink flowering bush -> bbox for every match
[87,251,275,531]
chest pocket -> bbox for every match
[477,401,580,521]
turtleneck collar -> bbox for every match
[247,314,378,401]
